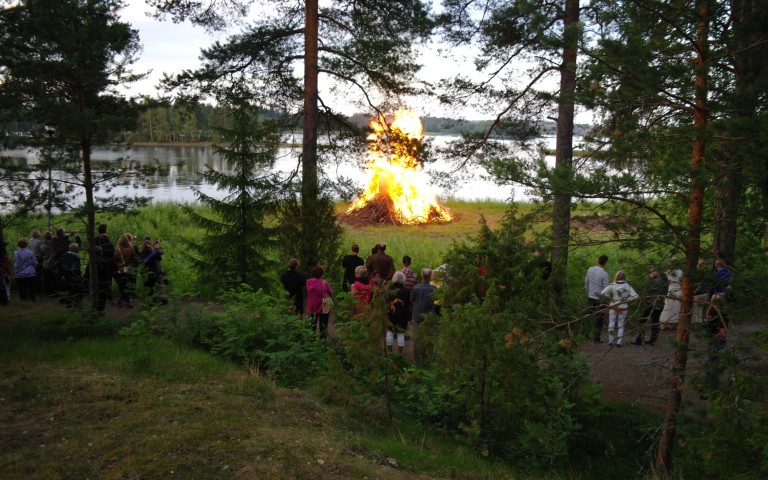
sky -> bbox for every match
[120,1,587,123]
[119,1,495,120]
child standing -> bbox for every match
[600,270,639,347]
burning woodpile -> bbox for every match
[343,108,453,226]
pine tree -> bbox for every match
[183,104,281,292]
[150,0,433,272]
[436,0,583,299]
[0,0,145,308]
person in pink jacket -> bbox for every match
[305,265,333,339]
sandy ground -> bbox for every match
[582,320,767,411]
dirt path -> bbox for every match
[583,320,767,411]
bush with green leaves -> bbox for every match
[672,327,768,478]
[165,287,327,386]
[417,206,597,468]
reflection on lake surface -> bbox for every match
[4,137,560,204]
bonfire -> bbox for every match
[344,108,453,225]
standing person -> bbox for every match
[305,265,333,339]
[88,246,113,311]
[39,231,56,295]
[400,255,418,292]
[59,243,85,307]
[113,235,138,308]
[97,232,116,304]
[50,228,81,294]
[280,258,305,315]
[712,257,733,298]
[600,270,639,347]
[659,259,683,330]
[366,242,396,282]
[632,266,667,345]
[341,244,364,293]
[13,238,37,302]
[585,255,610,343]
[28,229,44,293]
[138,237,162,300]
[351,265,374,309]
[1,242,12,305]
[411,268,436,325]
[386,271,411,354]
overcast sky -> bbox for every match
[120,1,587,122]
[120,1,496,119]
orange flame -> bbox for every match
[348,108,453,225]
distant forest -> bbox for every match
[2,105,591,144]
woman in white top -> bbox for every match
[659,264,683,329]
[600,270,639,347]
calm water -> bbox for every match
[4,136,560,205]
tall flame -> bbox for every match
[347,108,453,225]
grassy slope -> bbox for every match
[0,302,521,480]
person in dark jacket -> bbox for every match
[341,244,364,293]
[280,258,305,315]
[59,243,84,307]
[366,242,396,283]
[386,271,411,354]
[410,268,436,325]
[632,266,667,346]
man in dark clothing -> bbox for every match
[86,246,113,311]
[51,228,80,293]
[59,243,84,307]
[341,244,364,292]
[632,266,667,345]
[280,258,305,315]
[365,242,396,283]
[97,233,116,303]
[411,268,436,325]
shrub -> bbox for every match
[417,206,596,468]
[159,287,327,386]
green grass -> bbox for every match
[0,301,550,480]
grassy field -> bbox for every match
[0,301,540,480]
[4,198,668,299]
[5,200,760,478]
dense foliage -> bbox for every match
[183,105,281,292]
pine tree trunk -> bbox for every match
[550,0,579,299]
[656,0,709,472]
[301,0,320,270]
[82,136,99,310]
[714,162,742,263]
[713,0,764,265]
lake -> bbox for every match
[4,136,561,205]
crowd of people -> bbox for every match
[585,253,733,392]
[0,224,166,310]
[276,245,735,393]
[280,242,440,355]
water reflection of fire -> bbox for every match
[345,108,453,225]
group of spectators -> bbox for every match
[584,253,733,392]
[279,242,440,355]
[0,224,166,310]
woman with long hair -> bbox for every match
[113,235,138,307]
